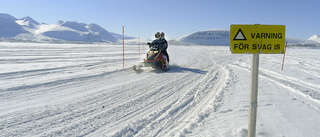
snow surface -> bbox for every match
[1,42,320,137]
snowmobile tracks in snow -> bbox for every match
[229,63,320,110]
[108,65,233,137]
[4,44,319,136]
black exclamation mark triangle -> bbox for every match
[233,29,247,40]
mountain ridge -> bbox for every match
[0,13,118,42]
[172,29,320,47]
[0,13,319,46]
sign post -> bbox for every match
[248,53,259,137]
[230,24,285,137]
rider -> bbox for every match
[149,32,169,62]
[160,32,169,63]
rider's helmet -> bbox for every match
[155,32,161,38]
[160,32,165,39]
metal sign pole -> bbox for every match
[248,53,259,137]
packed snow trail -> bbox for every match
[1,43,320,137]
[0,43,234,136]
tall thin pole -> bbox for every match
[248,53,259,137]
[139,37,140,57]
[281,41,288,71]
[122,26,124,69]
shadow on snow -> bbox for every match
[148,65,207,74]
[168,65,207,74]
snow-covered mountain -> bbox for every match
[172,29,320,47]
[0,13,29,38]
[34,21,118,42]
[16,16,40,29]
[0,13,118,42]
[1,13,319,45]
[308,35,320,43]
[174,29,230,46]
[286,37,320,47]
[110,32,136,40]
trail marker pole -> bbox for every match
[143,40,145,53]
[122,26,124,69]
[281,41,288,71]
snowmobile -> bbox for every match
[133,43,170,72]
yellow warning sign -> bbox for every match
[230,24,285,54]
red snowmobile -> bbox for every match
[133,43,169,72]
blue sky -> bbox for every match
[1,0,319,40]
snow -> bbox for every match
[172,29,320,47]
[286,37,320,47]
[1,42,320,137]
[0,13,118,42]
[175,29,230,46]
[0,13,28,38]
[35,21,118,42]
[1,13,319,46]
[308,35,320,43]
[15,16,40,29]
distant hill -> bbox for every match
[308,35,320,43]
[286,37,320,47]
[173,29,230,46]
[171,29,320,47]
